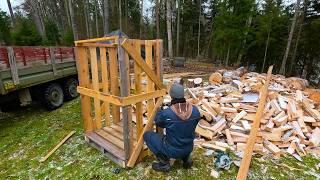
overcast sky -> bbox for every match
[0,0,23,13]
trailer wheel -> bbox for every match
[42,83,64,110]
[63,78,79,100]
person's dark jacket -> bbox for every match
[154,102,200,159]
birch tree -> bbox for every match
[28,0,46,40]
[6,0,15,26]
[289,0,307,74]
[279,0,301,75]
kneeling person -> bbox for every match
[143,83,201,172]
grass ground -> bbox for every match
[1,99,320,179]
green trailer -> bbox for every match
[0,46,79,110]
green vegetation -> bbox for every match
[1,99,319,179]
[10,17,42,46]
[1,0,320,79]
[0,11,11,45]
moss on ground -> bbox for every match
[0,99,319,179]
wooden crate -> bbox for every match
[75,36,165,168]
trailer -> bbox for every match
[0,46,78,110]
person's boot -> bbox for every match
[152,154,171,172]
[182,156,193,169]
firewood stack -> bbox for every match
[186,69,320,160]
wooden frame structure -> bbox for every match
[75,36,165,167]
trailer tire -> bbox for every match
[63,78,79,100]
[42,83,64,110]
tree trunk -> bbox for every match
[279,0,301,75]
[64,0,71,27]
[84,0,90,38]
[125,0,128,32]
[237,12,253,65]
[289,22,302,75]
[140,0,143,38]
[166,0,173,58]
[289,0,307,75]
[69,0,79,40]
[197,0,201,58]
[103,0,110,35]
[29,0,46,40]
[225,43,231,66]
[7,0,15,26]
[262,28,271,73]
[119,0,122,32]
[52,0,64,32]
[156,0,160,38]
[176,0,180,56]
[95,0,100,37]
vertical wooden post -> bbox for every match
[49,47,57,76]
[118,37,131,160]
[7,47,19,85]
[155,40,163,134]
[75,47,93,132]
[126,51,134,155]
[90,47,102,129]
[59,48,63,62]
[43,48,47,64]
[100,47,111,126]
[21,47,27,66]
[158,40,164,80]
[145,41,155,121]
[154,40,163,81]
[134,40,143,138]
[109,47,120,123]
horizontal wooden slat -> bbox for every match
[103,127,137,142]
[75,36,118,45]
[80,43,117,48]
[121,89,166,106]
[103,127,125,140]
[110,123,137,139]
[78,86,166,107]
[77,86,122,106]
[127,39,157,45]
[96,129,124,149]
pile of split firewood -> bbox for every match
[172,68,320,160]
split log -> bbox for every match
[209,119,226,132]
[225,129,234,145]
[263,140,281,157]
[195,125,214,140]
[237,143,263,152]
[209,72,222,84]
[232,110,247,123]
[310,128,320,146]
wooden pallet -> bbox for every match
[85,121,148,167]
